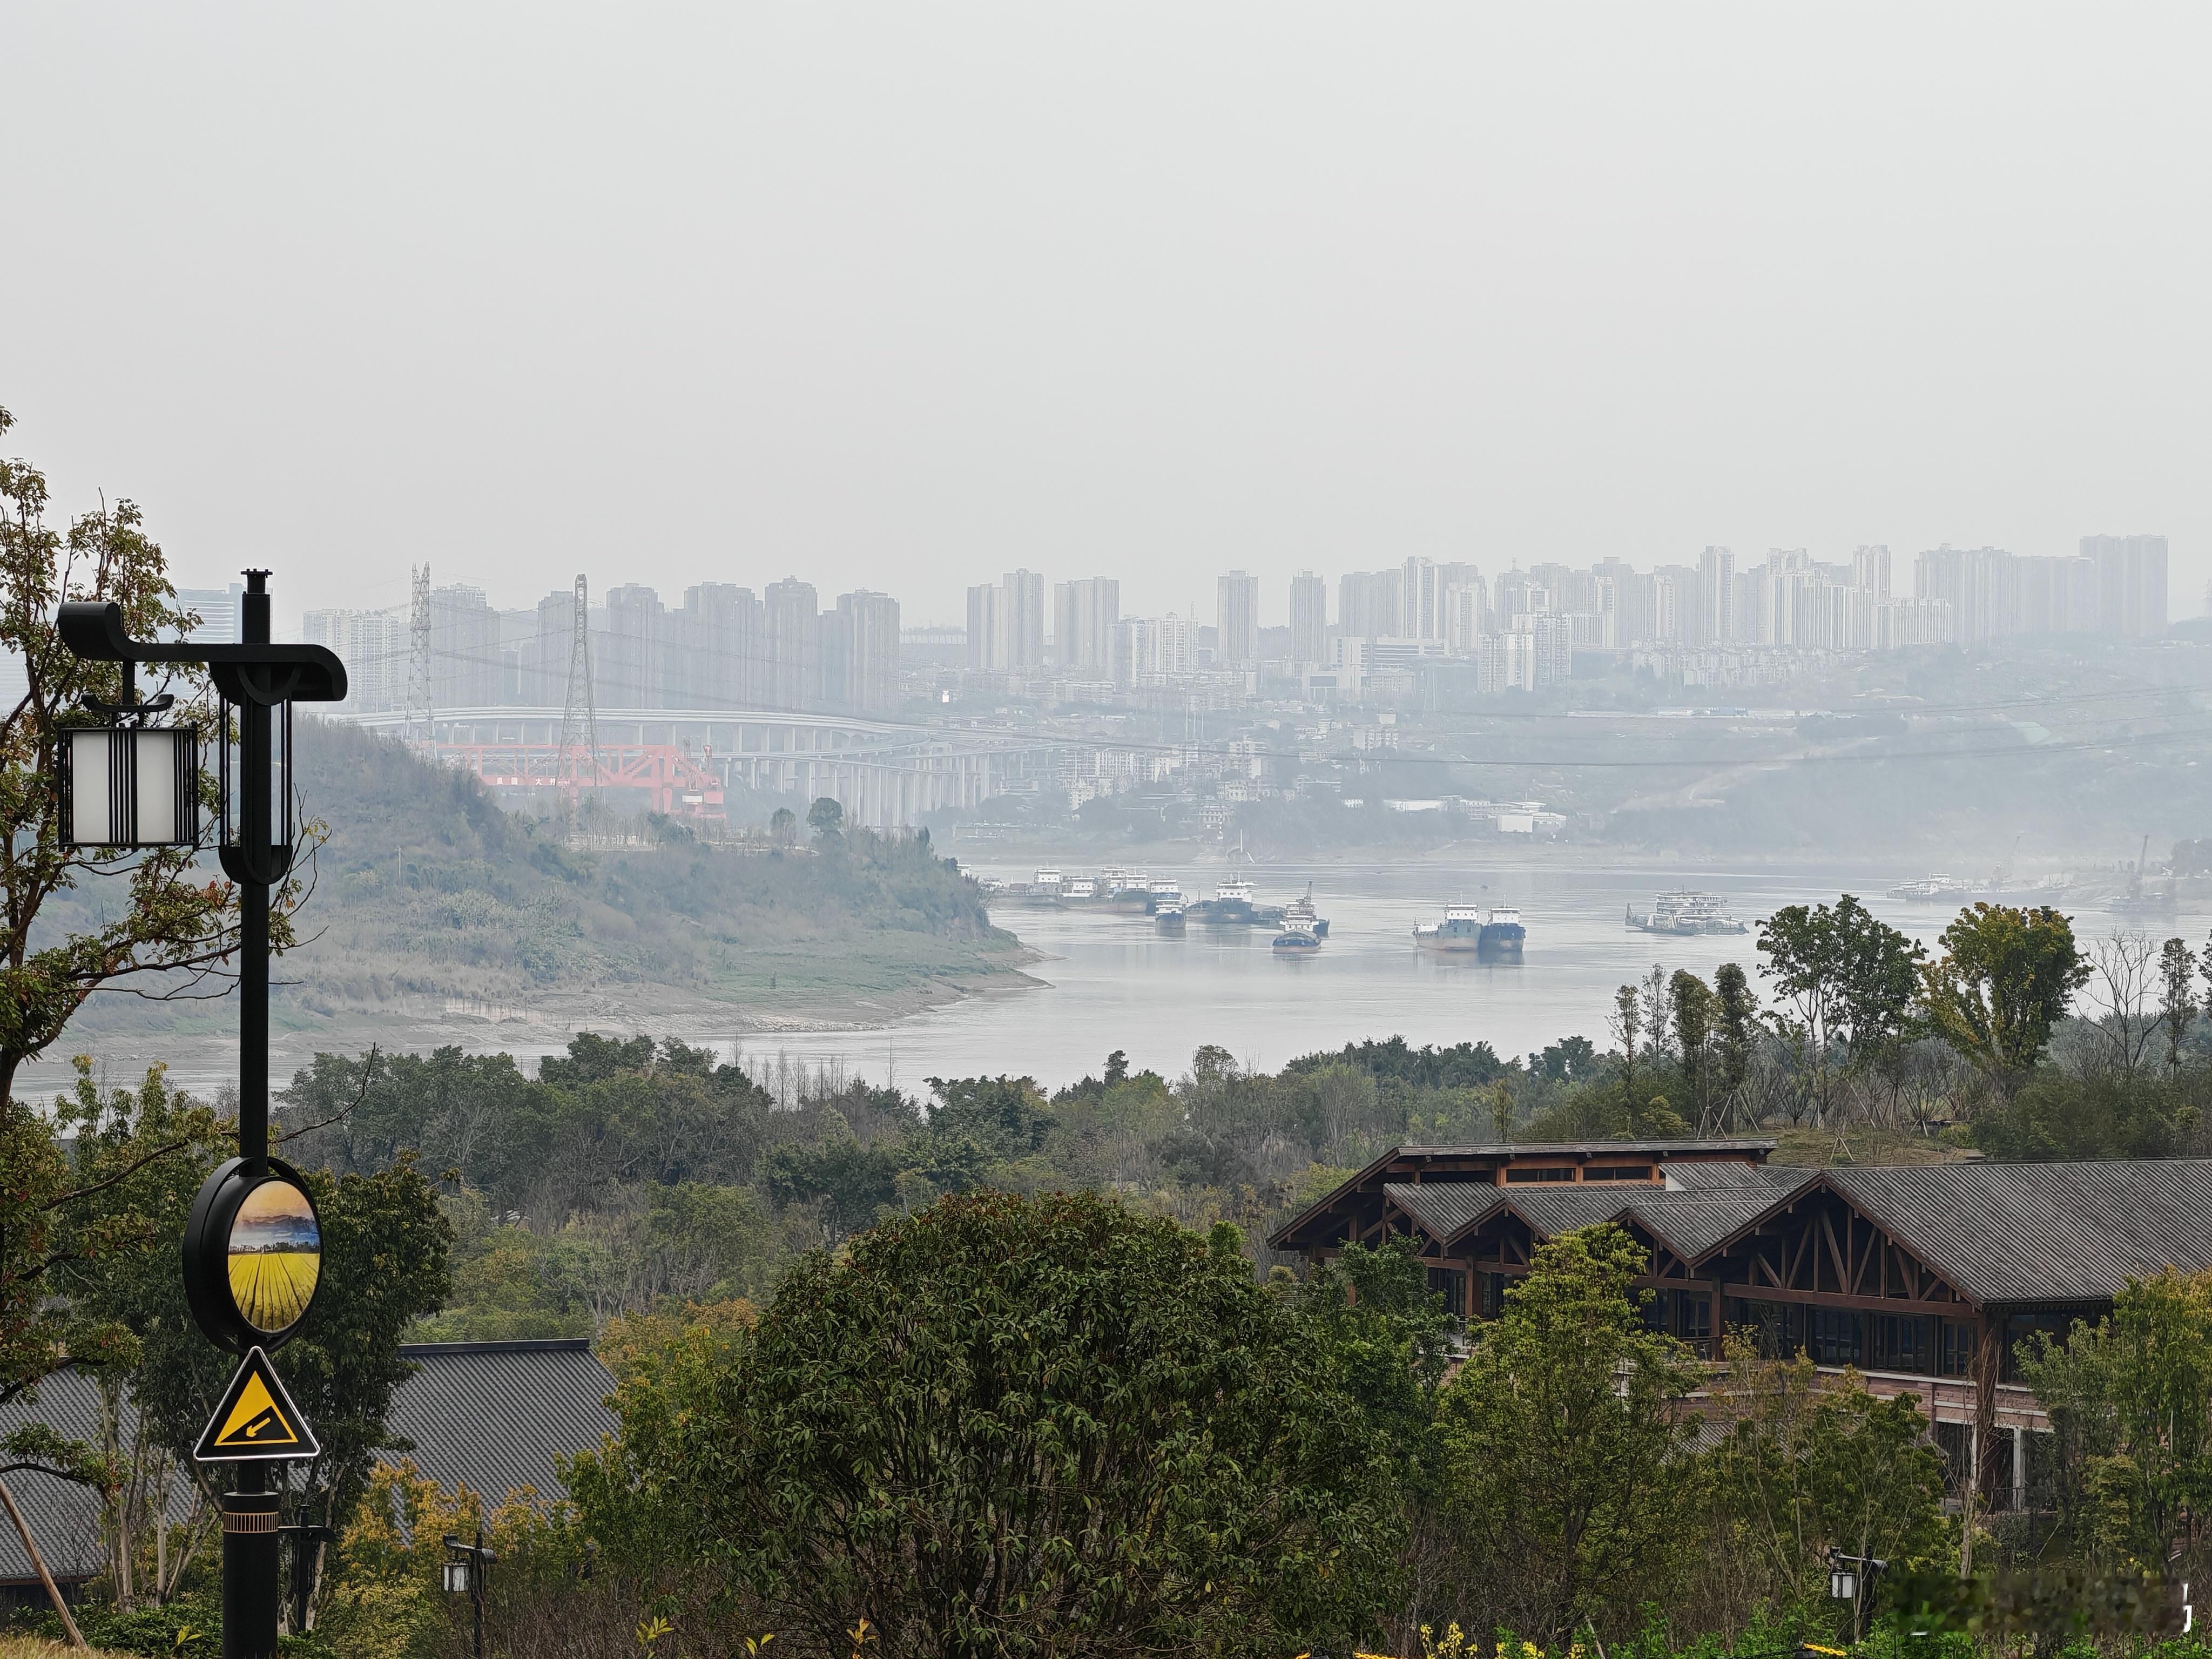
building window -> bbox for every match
[1426,1267,1466,1317]
[1673,1291,1713,1341]
[1584,1165,1654,1182]
[1872,1314,1931,1373]
[1941,1320,1978,1378]
[1505,1166,1574,1183]
[1481,1272,1507,1319]
[1726,1297,1802,1359]
[1810,1309,1862,1366]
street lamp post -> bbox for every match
[59,574,346,1659]
[442,1527,497,1659]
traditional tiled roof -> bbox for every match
[1811,1161,2212,1306]
[1269,1139,1778,1249]
[0,1339,621,1587]
[1349,1151,2212,1311]
[385,1339,618,1503]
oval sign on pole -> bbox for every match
[183,1158,323,1353]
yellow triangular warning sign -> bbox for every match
[195,1347,319,1462]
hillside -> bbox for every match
[49,720,1035,1081]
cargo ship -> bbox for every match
[1624,891,1748,935]
[1154,885,1186,933]
[1413,905,1525,956]
[1273,889,1324,953]
[1189,876,1262,926]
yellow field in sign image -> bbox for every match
[229,1249,319,1333]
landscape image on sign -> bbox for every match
[226,1181,320,1334]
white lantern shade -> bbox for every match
[63,726,199,848]
[443,1559,471,1594]
[1830,1567,1857,1601]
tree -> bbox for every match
[768,806,797,846]
[1432,1224,1701,1647]
[806,795,844,844]
[1918,903,2090,1097]
[1610,983,1643,1108]
[2159,936,2198,1071]
[1714,962,1757,1125]
[2018,1270,2212,1569]
[1702,1346,1951,1642]
[1670,969,1717,1129]
[1757,896,1924,1126]
[0,405,249,1108]
[571,1190,1400,1658]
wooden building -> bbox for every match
[1270,1141,2212,1507]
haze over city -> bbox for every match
[7,4,2210,628]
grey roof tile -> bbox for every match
[386,1340,618,1503]
[1819,1161,2212,1305]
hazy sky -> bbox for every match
[5,4,2208,630]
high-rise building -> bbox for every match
[1698,547,1735,643]
[175,583,246,645]
[1217,570,1260,664]
[1400,558,1443,642]
[672,582,766,710]
[1913,546,2016,644]
[429,584,502,709]
[1110,614,1197,685]
[2082,534,2169,637]
[834,590,901,713]
[1002,569,1046,669]
[765,577,821,711]
[301,606,407,712]
[1851,545,1893,603]
[599,584,665,708]
[1289,571,1328,665]
[1052,577,1121,671]
[966,584,1002,670]
[1338,569,1402,639]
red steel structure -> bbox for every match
[437,739,726,818]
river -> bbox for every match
[29,857,2199,1101]
[724,857,2207,1094]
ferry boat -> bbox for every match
[1273,888,1323,952]
[1413,905,1525,956]
[1887,873,1972,902]
[1624,891,1748,935]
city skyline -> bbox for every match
[9,10,2208,628]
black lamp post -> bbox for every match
[1827,1547,1889,1642]
[442,1527,496,1659]
[59,573,345,1659]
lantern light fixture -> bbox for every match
[60,662,199,851]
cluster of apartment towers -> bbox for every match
[968,534,2170,693]
[298,576,902,717]
[211,532,2163,723]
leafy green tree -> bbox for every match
[0,404,247,1108]
[2019,1269,2212,1569]
[1432,1224,1701,1647]
[571,1190,1400,1658]
[1702,1346,1951,1640]
[1670,969,1717,1128]
[2159,936,2197,1070]
[1714,962,1757,1111]
[1757,895,1924,1125]
[806,795,844,844]
[768,805,798,846]
[1918,903,2090,1096]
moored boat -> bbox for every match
[1413,904,1524,956]
[1624,891,1748,935]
